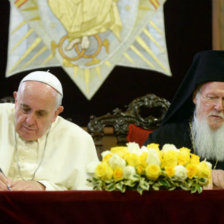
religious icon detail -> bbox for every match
[6,0,171,99]
[48,0,122,66]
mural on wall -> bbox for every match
[6,0,171,99]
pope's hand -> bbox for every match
[0,172,12,191]
[211,169,224,189]
[10,180,45,191]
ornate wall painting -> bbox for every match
[6,0,171,99]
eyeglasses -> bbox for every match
[200,94,224,106]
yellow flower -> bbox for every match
[165,167,175,177]
[161,150,178,168]
[113,167,124,180]
[111,146,127,153]
[125,153,139,167]
[197,161,211,179]
[146,143,160,150]
[95,162,113,180]
[136,165,145,175]
[186,164,197,179]
[110,146,128,158]
[102,153,112,162]
[145,164,161,180]
[139,152,148,167]
[179,147,191,153]
[87,142,212,194]
[178,147,191,165]
[190,154,200,165]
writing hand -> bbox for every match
[0,172,12,191]
[10,180,46,191]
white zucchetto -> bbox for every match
[21,71,63,96]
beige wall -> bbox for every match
[213,0,224,49]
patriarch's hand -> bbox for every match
[211,169,224,189]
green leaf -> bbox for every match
[107,183,116,191]
[180,185,189,191]
[124,179,136,187]
[168,186,176,191]
[137,186,143,195]
[197,186,203,193]
[86,170,208,194]
[152,185,160,191]
[115,181,126,193]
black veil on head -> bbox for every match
[162,50,224,126]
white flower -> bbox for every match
[123,166,136,179]
[127,142,140,154]
[109,154,126,169]
[146,149,161,166]
[101,150,111,158]
[174,165,187,180]
[205,161,212,169]
[86,161,100,174]
[162,144,179,152]
[140,146,148,152]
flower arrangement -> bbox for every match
[87,143,212,194]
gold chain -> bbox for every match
[15,128,50,181]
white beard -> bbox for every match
[191,115,224,161]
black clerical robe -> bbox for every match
[144,120,224,169]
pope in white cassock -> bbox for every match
[0,71,99,191]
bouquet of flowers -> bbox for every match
[87,143,212,194]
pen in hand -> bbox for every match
[0,168,12,191]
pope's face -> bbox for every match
[14,81,63,141]
[193,82,224,130]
